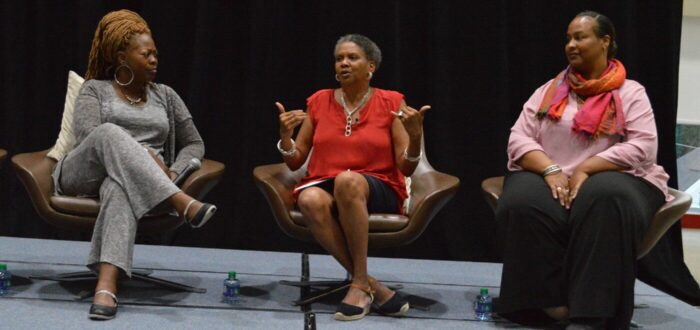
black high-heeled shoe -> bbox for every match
[372,291,410,317]
[88,290,118,320]
[334,284,375,321]
[183,200,217,229]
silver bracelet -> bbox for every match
[542,164,562,177]
[404,148,422,162]
[277,139,297,157]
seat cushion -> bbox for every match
[50,195,173,219]
[47,71,85,161]
[289,210,409,232]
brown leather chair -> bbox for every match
[0,148,7,168]
[253,141,460,305]
[12,149,225,293]
[481,176,693,259]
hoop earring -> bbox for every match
[114,64,134,86]
[367,71,373,80]
[335,74,340,82]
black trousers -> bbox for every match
[495,171,664,329]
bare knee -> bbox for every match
[297,188,333,227]
[333,171,368,204]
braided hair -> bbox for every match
[575,10,618,59]
[85,10,151,80]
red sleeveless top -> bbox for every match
[293,88,408,211]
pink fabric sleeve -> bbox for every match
[506,81,551,171]
[595,82,658,169]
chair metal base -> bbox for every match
[30,269,206,294]
[281,253,403,306]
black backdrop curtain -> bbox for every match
[1,0,698,303]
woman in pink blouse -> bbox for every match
[495,11,670,329]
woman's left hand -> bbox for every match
[567,169,589,208]
[392,104,431,139]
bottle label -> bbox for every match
[476,303,492,313]
[0,279,9,292]
[475,294,493,316]
[225,286,239,296]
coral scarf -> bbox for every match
[536,59,626,139]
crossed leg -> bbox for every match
[297,171,396,309]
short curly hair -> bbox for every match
[335,34,382,70]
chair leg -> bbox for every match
[30,271,101,282]
[280,252,403,306]
[30,269,153,282]
[131,271,206,293]
[279,253,350,306]
[30,268,205,293]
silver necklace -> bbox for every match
[118,84,143,105]
[125,95,142,105]
[340,88,371,136]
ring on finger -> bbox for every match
[398,110,405,118]
[556,186,562,191]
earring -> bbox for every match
[367,72,373,80]
[114,63,134,86]
[335,74,340,82]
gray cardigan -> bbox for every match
[72,79,204,174]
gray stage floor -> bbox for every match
[1,236,699,329]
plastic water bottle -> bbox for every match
[223,271,240,304]
[474,288,492,320]
[0,264,11,296]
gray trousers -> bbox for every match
[53,123,180,276]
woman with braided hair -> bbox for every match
[51,9,216,320]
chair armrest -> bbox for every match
[0,149,7,168]
[371,170,459,248]
[11,150,99,230]
[180,159,226,200]
[253,163,302,211]
[11,150,56,215]
[637,188,692,259]
[409,170,460,215]
[481,176,504,211]
[253,163,316,242]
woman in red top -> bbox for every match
[276,34,429,321]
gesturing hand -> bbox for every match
[276,102,307,139]
[392,105,430,139]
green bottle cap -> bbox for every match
[228,271,236,279]
[480,288,488,296]
[0,264,6,271]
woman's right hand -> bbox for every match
[146,147,172,178]
[544,172,570,207]
[276,102,307,139]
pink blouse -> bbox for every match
[507,79,671,201]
